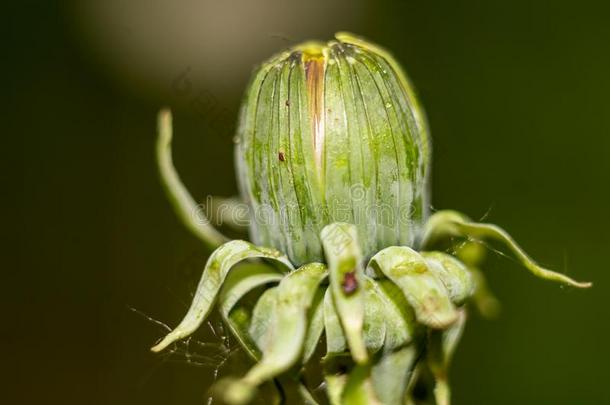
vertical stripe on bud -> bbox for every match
[236,33,430,266]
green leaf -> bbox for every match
[220,263,284,316]
[421,210,591,288]
[468,266,501,318]
[321,223,368,363]
[323,288,347,354]
[249,287,279,352]
[151,240,293,352]
[421,251,474,306]
[426,309,467,405]
[371,346,418,405]
[226,305,254,351]
[369,278,417,351]
[361,278,386,354]
[225,263,327,404]
[368,246,458,329]
[325,373,347,405]
[341,365,380,405]
[303,287,326,363]
[219,263,284,359]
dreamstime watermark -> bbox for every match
[191,183,419,231]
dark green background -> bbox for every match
[6,1,609,404]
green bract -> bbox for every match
[151,32,590,405]
[235,32,430,266]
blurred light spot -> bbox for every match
[69,0,365,103]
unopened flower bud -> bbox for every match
[235,32,430,265]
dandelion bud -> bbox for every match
[235,32,430,265]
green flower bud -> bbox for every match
[235,32,430,265]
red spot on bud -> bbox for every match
[278,151,286,161]
[342,271,358,295]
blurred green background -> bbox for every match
[6,1,609,404]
